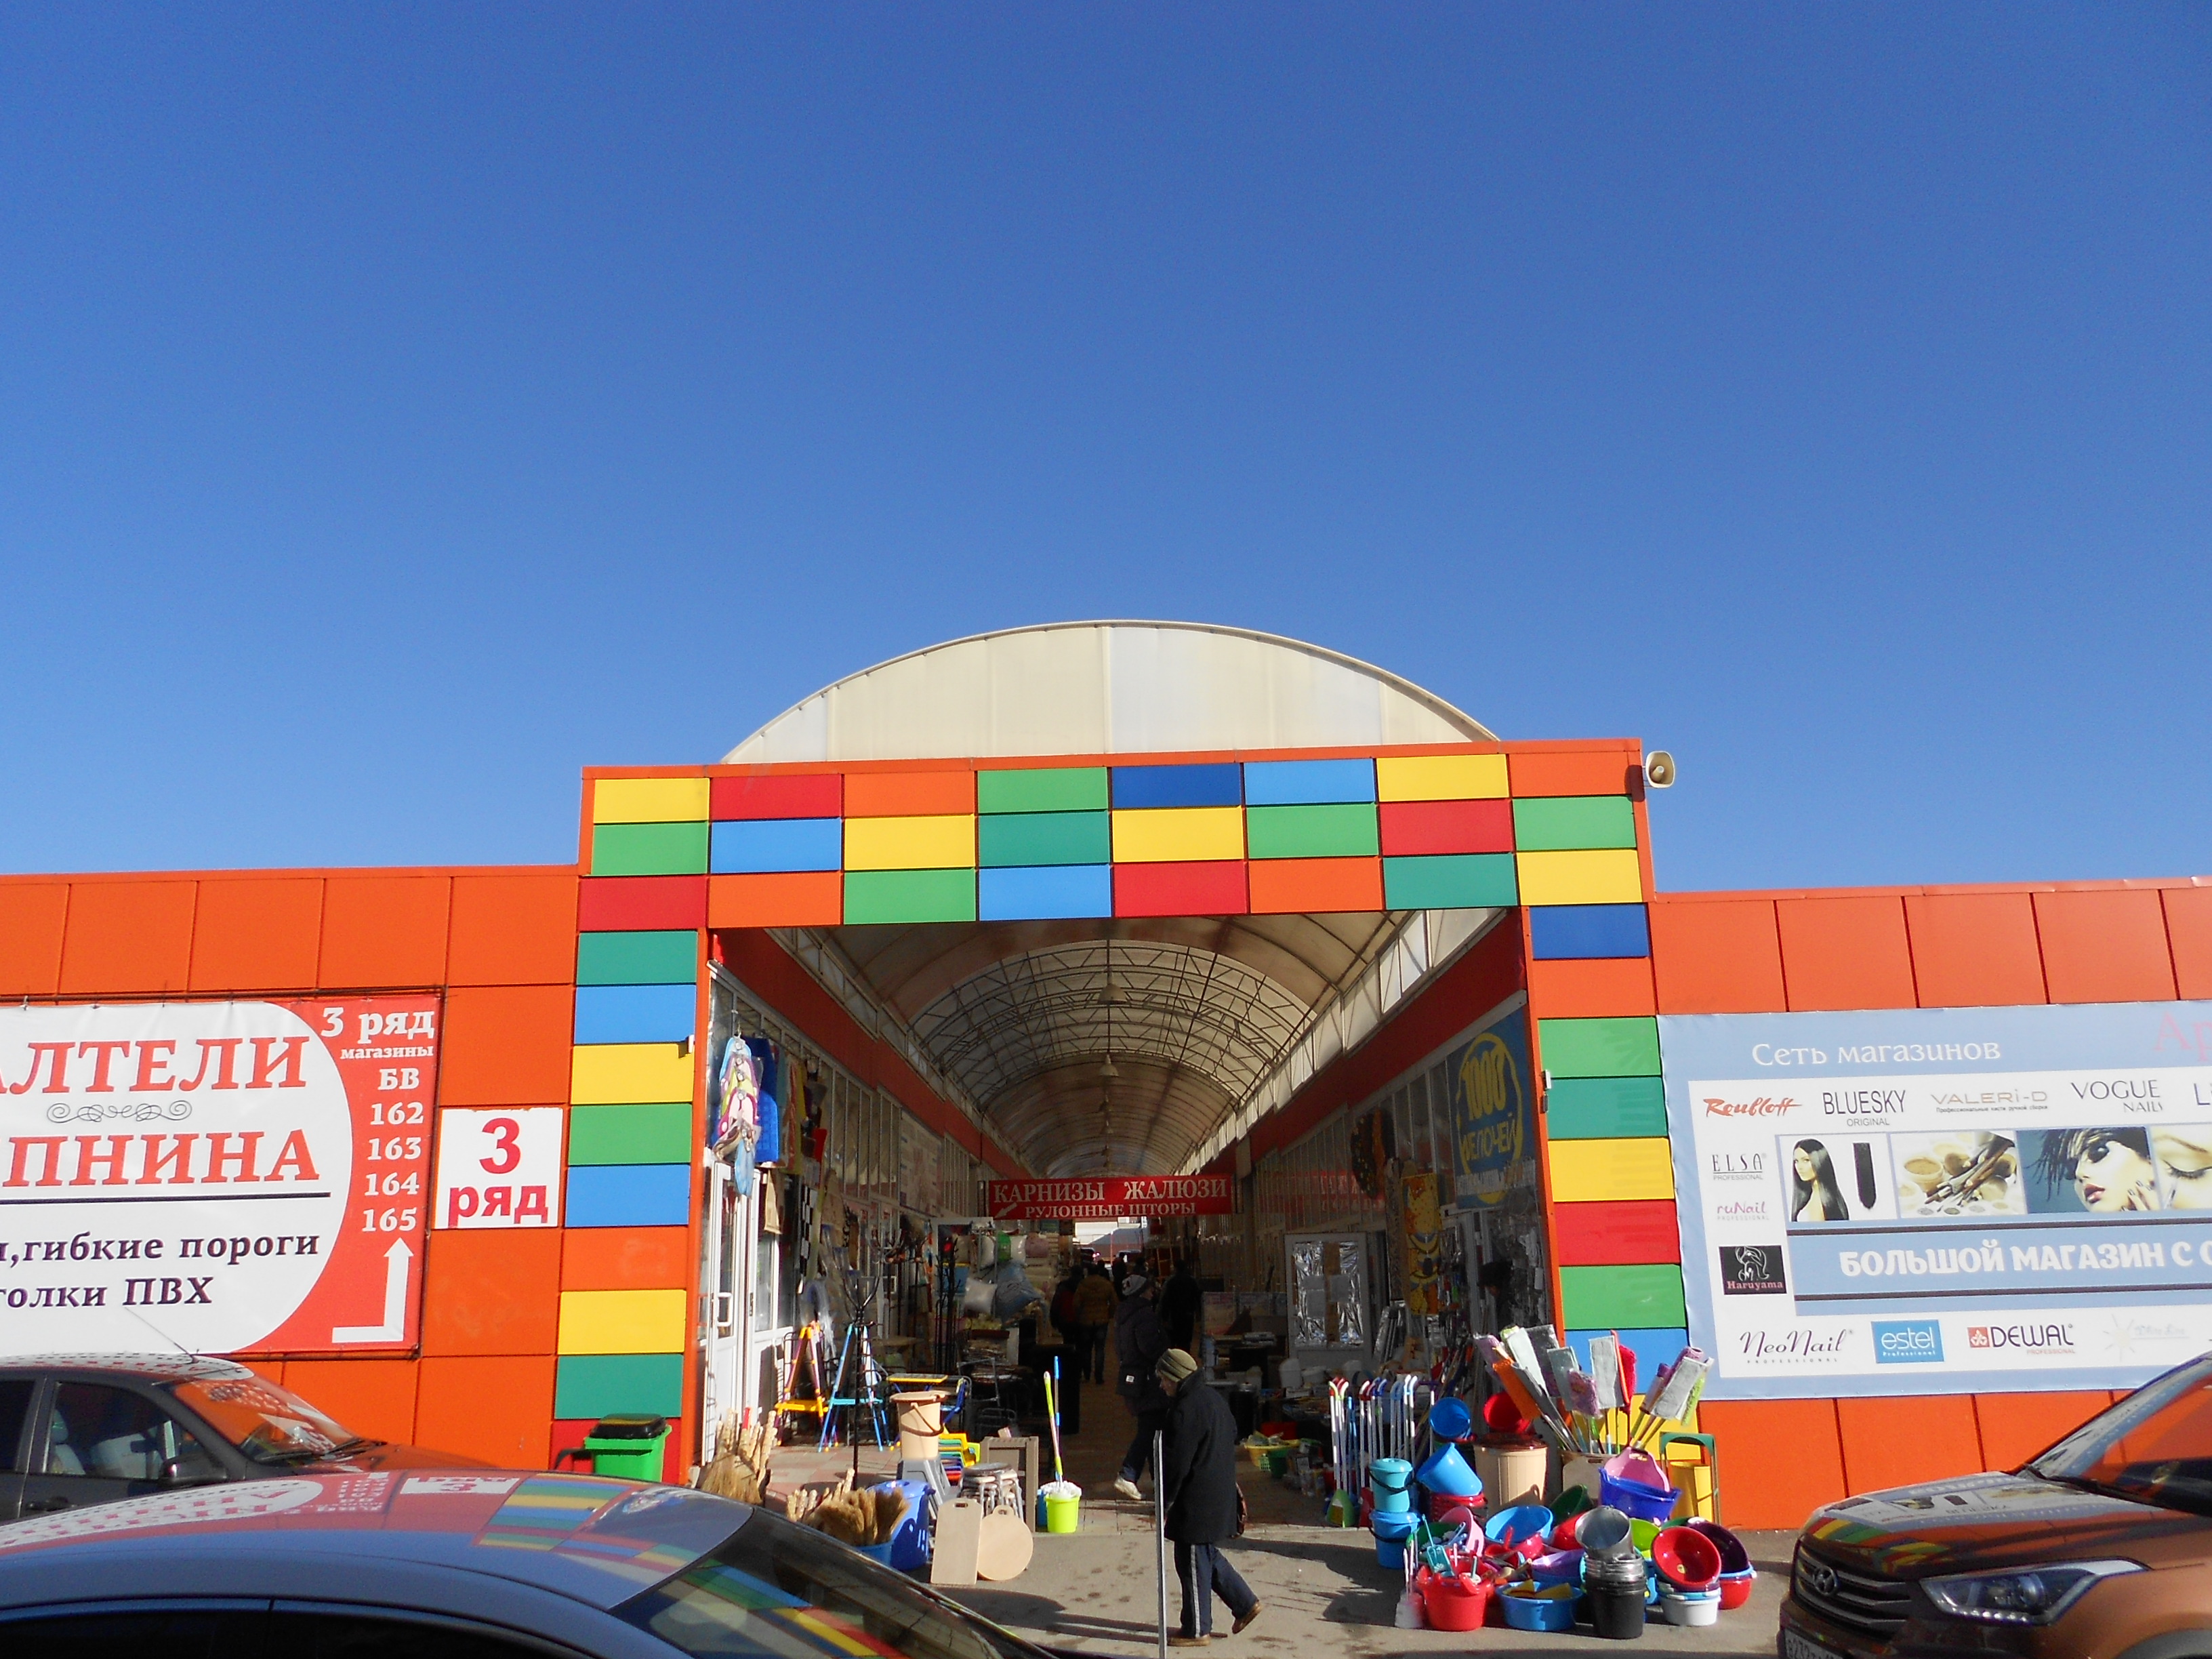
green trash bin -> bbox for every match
[562,1414,672,1481]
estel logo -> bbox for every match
[1872,1319,1944,1364]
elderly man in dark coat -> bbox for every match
[1155,1348,1262,1644]
[1112,1273,1170,1500]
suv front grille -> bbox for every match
[1795,1546,1913,1637]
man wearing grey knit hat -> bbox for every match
[1155,1349,1261,1643]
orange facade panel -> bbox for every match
[422,1229,564,1356]
[1699,1398,1847,1530]
[2169,885,2212,1000]
[0,882,68,996]
[561,1226,693,1290]
[1837,1395,1984,1494]
[417,1355,558,1467]
[1971,1391,2109,1472]
[189,876,323,992]
[59,879,196,996]
[844,770,976,818]
[1527,956,1656,1019]
[1246,856,1383,915]
[441,984,577,1106]
[279,1358,422,1448]
[1649,897,1786,1014]
[449,872,581,987]
[2034,888,2178,1004]
[1904,890,2047,1007]
[319,875,452,988]
[1506,750,1637,798]
[708,871,842,928]
[1776,894,1917,1011]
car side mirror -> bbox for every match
[159,1457,188,1484]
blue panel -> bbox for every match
[1530,903,1651,960]
[978,864,1113,921]
[1242,758,1376,806]
[1109,762,1243,809]
[709,817,842,874]
[1565,1326,1689,1379]
[565,1162,693,1228]
[573,983,696,1046]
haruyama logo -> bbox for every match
[1703,1096,1799,1119]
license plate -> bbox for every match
[1782,1630,1844,1659]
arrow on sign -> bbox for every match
[331,1240,414,1344]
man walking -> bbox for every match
[1111,1273,1168,1500]
[1075,1263,1115,1384]
[1155,1348,1261,1645]
[1158,1257,1202,1353]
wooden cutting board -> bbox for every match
[975,1509,1035,1581]
[929,1498,983,1586]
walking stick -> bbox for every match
[1155,1429,1168,1659]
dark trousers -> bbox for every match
[1087,1325,1108,1382]
[1120,1408,1168,1482]
[1175,1540,1257,1637]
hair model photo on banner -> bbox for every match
[1788,1139,1850,1223]
[2026,1127,2163,1214]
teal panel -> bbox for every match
[978,811,1112,867]
[1245,803,1379,860]
[1381,853,1517,909]
[977,767,1110,814]
[554,1353,685,1418]
[575,930,698,986]
[1539,1016,1663,1078]
[1544,1076,1669,1139]
[842,869,978,924]
[1513,796,1638,851]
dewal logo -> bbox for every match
[1872,1319,1944,1364]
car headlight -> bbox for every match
[1922,1560,2142,1625]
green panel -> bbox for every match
[1513,795,1638,851]
[978,766,1110,814]
[1560,1263,1686,1330]
[575,930,697,985]
[1539,1015,1663,1078]
[843,868,977,924]
[979,811,1112,867]
[1544,1075,1670,1139]
[590,821,708,877]
[555,1352,685,1418]
[568,1103,694,1166]
[1381,853,1517,909]
[1245,803,1379,860]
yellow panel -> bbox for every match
[842,814,975,871]
[1516,847,1645,905]
[1110,806,1246,863]
[1547,1136,1675,1202]
[571,1042,695,1105]
[1375,754,1509,802]
[592,776,710,823]
[558,1288,689,1355]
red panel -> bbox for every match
[2035,889,2177,1004]
[281,1359,421,1447]
[422,1229,562,1356]
[1113,861,1248,918]
[711,773,843,820]
[576,875,708,931]
[417,1355,556,1465]
[562,1226,693,1290]
[59,880,196,996]
[1247,857,1383,915]
[1972,1391,2110,1471]
[0,883,70,996]
[844,770,975,817]
[1550,1200,1680,1266]
[441,984,575,1105]
[1507,750,1635,797]
[1528,957,1656,1018]
[189,877,323,991]
[1378,798,1513,856]
[449,873,580,987]
[1701,1399,1846,1529]
[2169,886,2212,1000]
[319,876,451,989]
[708,872,843,928]
[1777,895,1917,1011]
[1838,1395,1984,1493]
[1649,898,1786,1014]
[1904,893,2047,1008]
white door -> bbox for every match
[697,1162,746,1463]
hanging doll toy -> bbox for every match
[711,1036,762,1193]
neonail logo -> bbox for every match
[1704,1097,1799,1119]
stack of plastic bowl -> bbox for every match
[1483,1503,1555,1552]
[1498,1583,1581,1633]
[1688,1519,1757,1610]
[1651,1527,1721,1595]
[1659,1584,1721,1626]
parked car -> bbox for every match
[0,1353,482,1521]
[1782,1350,2212,1659]
[0,1466,1058,1659]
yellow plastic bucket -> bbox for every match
[1044,1493,1082,1533]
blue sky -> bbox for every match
[2,6,2205,892]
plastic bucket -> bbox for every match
[1575,1505,1634,1559]
[1629,1519,1661,1555]
[1499,1587,1580,1633]
[1414,1442,1482,1498]
[1428,1397,1473,1441]
[1484,1503,1553,1548]
[1371,1509,1419,1540]
[1716,1569,1756,1611]
[1472,1443,1547,1509]
[1377,1536,1408,1570]
[1481,1393,1527,1436]
[1588,1584,1647,1640]
[1372,1486,1412,1514]
[893,1393,943,1437]
[1601,1471,1679,1523]
[1369,1457,1413,1492]
[1044,1494,1082,1534]
[857,1542,896,1565]
[1660,1589,1720,1628]
[1420,1569,1491,1631]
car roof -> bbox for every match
[0,1353,255,1382]
[0,1472,749,1612]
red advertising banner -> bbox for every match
[985,1175,1235,1221]
[0,996,440,1356]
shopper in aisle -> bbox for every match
[1155,1347,1261,1645]
[1048,1271,1085,1433]
[1158,1257,1201,1352]
[1111,1273,1169,1500]
[1075,1263,1116,1384]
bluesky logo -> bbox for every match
[1872,1319,1944,1364]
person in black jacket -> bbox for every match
[1111,1275,1169,1500]
[1158,1259,1202,1352]
[1155,1348,1261,1644]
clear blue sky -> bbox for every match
[3,6,2205,893]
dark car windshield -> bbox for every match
[165,1375,361,1461]
[2028,1352,2212,1515]
[618,1507,1048,1659]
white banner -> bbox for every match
[433,1108,564,1229]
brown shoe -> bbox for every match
[1232,1605,1263,1635]
[1169,1636,1209,1647]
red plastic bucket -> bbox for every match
[1419,1568,1493,1632]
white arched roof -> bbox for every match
[723,621,1493,764]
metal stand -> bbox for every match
[1154,1429,1168,1659]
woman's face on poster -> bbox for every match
[2153,1129,2212,1210]
[1794,1145,1818,1181]
[2072,1134,2159,1212]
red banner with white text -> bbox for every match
[985,1174,1235,1221]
